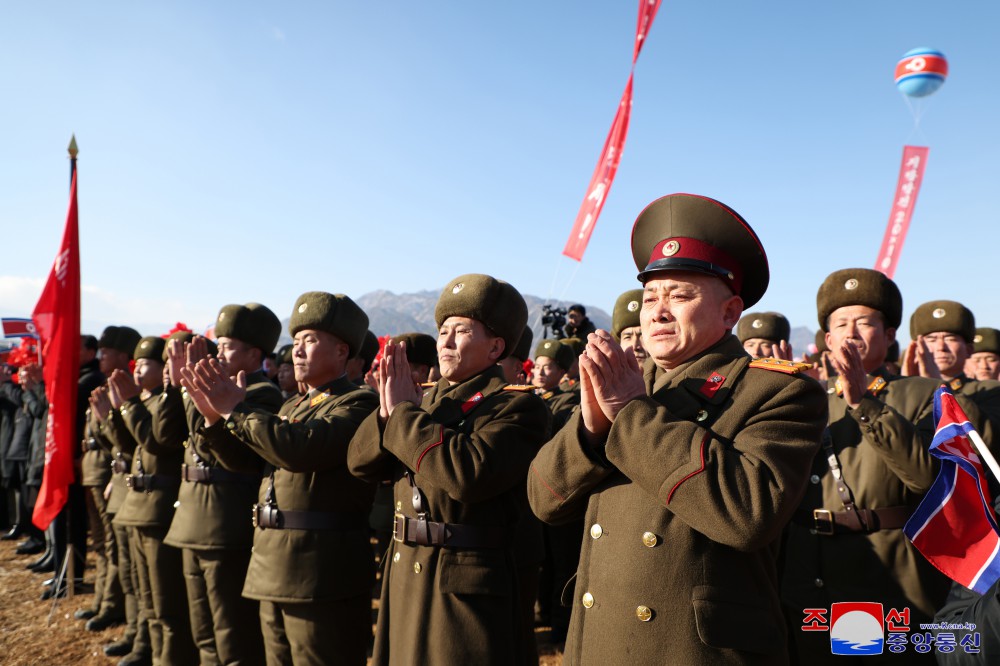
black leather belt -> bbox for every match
[125,473,181,492]
[252,504,368,531]
[392,512,512,549]
[181,464,258,485]
[796,506,911,536]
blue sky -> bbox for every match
[1,1,996,346]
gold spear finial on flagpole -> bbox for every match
[68,134,78,159]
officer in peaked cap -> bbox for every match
[529,194,827,665]
[167,303,284,666]
[611,289,647,364]
[349,273,549,665]
[737,311,792,360]
[907,300,1000,447]
[971,327,1000,381]
[180,291,379,664]
[783,269,960,663]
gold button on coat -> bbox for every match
[590,524,603,539]
[641,532,658,548]
[396,501,402,511]
[393,552,400,563]
[413,563,422,574]
[695,409,709,422]
[582,592,594,608]
[636,605,653,622]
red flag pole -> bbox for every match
[31,136,81,533]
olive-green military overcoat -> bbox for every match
[529,335,828,665]
[782,368,983,662]
[164,373,283,551]
[348,365,549,666]
[218,376,379,602]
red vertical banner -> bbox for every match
[563,76,633,261]
[31,170,81,529]
[562,0,661,261]
[874,145,928,278]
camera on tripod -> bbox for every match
[541,304,567,340]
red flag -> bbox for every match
[31,170,81,529]
[874,145,928,278]
[562,0,661,261]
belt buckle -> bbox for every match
[125,475,135,489]
[812,509,835,536]
[252,503,260,528]
[393,512,405,543]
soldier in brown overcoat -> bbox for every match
[528,194,828,665]
[180,292,379,665]
[348,274,549,665]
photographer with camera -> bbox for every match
[564,304,596,340]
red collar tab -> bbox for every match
[460,392,484,414]
[646,237,742,294]
[699,372,726,399]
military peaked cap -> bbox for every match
[630,194,769,308]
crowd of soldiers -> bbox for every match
[2,191,1000,665]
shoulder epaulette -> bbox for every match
[419,382,436,389]
[748,358,812,375]
[503,384,536,392]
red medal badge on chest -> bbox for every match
[699,372,726,399]
[460,392,484,414]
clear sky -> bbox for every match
[1,1,996,345]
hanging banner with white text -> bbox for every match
[874,145,928,278]
[562,0,661,261]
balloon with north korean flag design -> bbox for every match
[895,48,948,97]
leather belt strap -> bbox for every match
[392,513,511,549]
[181,464,258,485]
[252,504,368,531]
[125,473,181,492]
[797,506,911,535]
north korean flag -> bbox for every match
[1,317,39,339]
[904,387,1000,594]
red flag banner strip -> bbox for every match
[562,0,661,261]
[874,145,928,278]
[31,170,81,530]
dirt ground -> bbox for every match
[0,538,564,665]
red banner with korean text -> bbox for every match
[874,145,928,278]
[562,0,661,261]
[31,170,81,529]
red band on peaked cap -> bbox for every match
[630,193,769,308]
[647,237,743,297]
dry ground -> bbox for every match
[0,539,564,665]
